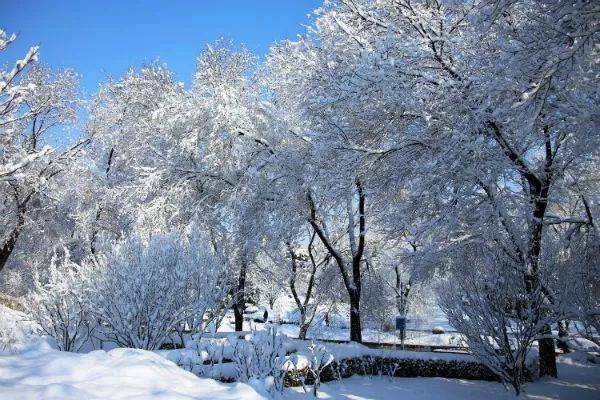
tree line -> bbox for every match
[1,1,598,394]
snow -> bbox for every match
[2,341,598,400]
[289,339,474,363]
[159,328,479,383]
[273,300,463,348]
[274,323,464,349]
[1,304,599,399]
[0,306,264,400]
[0,341,265,400]
[283,353,600,399]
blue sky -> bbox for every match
[3,0,322,95]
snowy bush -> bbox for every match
[233,326,287,393]
[556,229,600,346]
[25,250,92,352]
[0,313,19,352]
[291,342,334,397]
[171,233,230,346]
[84,233,226,350]
[438,248,551,395]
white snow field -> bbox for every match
[0,305,265,400]
[2,334,599,400]
[0,340,265,400]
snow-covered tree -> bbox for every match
[265,0,599,375]
[86,42,279,332]
[281,229,332,340]
[171,230,231,345]
[0,29,41,181]
[1,29,85,276]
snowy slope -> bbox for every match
[0,305,265,400]
[0,341,265,400]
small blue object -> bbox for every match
[395,316,406,331]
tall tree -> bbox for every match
[0,30,84,275]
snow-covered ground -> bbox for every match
[214,298,463,349]
[263,295,465,348]
[284,353,600,400]
[2,302,599,400]
[275,323,463,348]
[2,340,598,400]
[0,305,265,400]
[0,341,265,400]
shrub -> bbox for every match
[438,248,554,395]
[25,250,92,352]
[291,342,334,397]
[233,326,287,394]
[285,354,503,387]
[171,233,230,345]
[83,232,226,350]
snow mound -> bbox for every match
[0,340,265,400]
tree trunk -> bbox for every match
[349,290,362,343]
[288,240,318,341]
[299,309,309,340]
[306,181,365,344]
[0,204,26,274]
[529,192,557,378]
[488,121,558,377]
[233,256,247,332]
[233,305,244,332]
[90,148,115,255]
[0,233,18,274]
[539,325,558,377]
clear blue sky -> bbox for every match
[3,0,322,94]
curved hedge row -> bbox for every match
[285,355,514,386]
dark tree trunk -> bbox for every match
[530,193,557,378]
[233,305,244,332]
[288,243,306,339]
[90,147,115,255]
[349,289,362,343]
[288,234,323,341]
[395,263,412,317]
[306,180,366,344]
[539,325,558,377]
[233,256,247,332]
[488,121,558,378]
[0,199,27,274]
[348,180,365,343]
[0,231,19,274]
[90,206,103,255]
[299,310,309,340]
